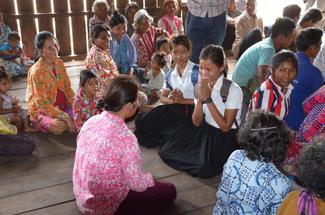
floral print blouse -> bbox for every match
[73,111,154,215]
[85,45,119,82]
[27,57,74,121]
[0,24,11,45]
[72,89,101,132]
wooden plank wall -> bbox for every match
[1,0,186,61]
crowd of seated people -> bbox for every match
[0,0,324,214]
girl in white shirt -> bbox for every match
[159,45,243,178]
[135,35,199,148]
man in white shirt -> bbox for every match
[186,0,228,64]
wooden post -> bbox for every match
[1,0,17,31]
[70,0,87,55]
[17,0,37,58]
[37,0,54,33]
[116,0,129,10]
[54,0,71,56]
[145,0,157,9]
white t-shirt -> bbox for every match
[145,69,165,90]
[314,43,325,79]
[163,60,198,99]
[202,75,243,129]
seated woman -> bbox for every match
[109,11,137,75]
[72,70,100,132]
[27,31,76,135]
[247,50,297,120]
[124,1,139,37]
[131,9,167,68]
[89,0,111,34]
[278,137,325,215]
[297,85,325,143]
[134,35,198,148]
[157,0,184,36]
[213,111,293,215]
[285,28,324,131]
[85,24,119,87]
[159,45,243,178]
[0,32,27,77]
[73,76,176,215]
[0,12,11,45]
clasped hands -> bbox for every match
[197,78,212,103]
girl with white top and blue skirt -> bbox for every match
[134,35,199,148]
[159,45,243,178]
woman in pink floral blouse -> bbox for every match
[73,76,176,215]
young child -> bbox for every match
[73,70,101,132]
[0,32,27,78]
[0,67,35,132]
[156,36,172,74]
[142,52,167,105]
[157,0,184,36]
[247,50,298,120]
[134,35,199,148]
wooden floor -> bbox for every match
[0,58,237,215]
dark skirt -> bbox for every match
[159,120,238,178]
[0,134,36,156]
[134,104,194,148]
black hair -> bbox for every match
[282,4,301,20]
[297,138,325,199]
[91,24,109,43]
[199,44,228,78]
[270,17,296,39]
[152,52,167,68]
[237,28,263,60]
[300,8,323,25]
[271,50,297,73]
[296,27,323,52]
[124,1,139,18]
[156,36,169,51]
[0,67,10,82]
[171,35,192,53]
[7,31,20,41]
[110,11,127,28]
[79,70,97,87]
[238,111,291,163]
[34,31,57,61]
[97,76,139,112]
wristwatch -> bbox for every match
[202,97,213,104]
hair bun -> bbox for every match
[112,11,119,17]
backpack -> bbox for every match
[165,64,200,90]
[194,77,239,128]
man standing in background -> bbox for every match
[186,0,228,63]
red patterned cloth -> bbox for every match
[131,26,164,67]
[72,89,101,132]
[297,86,325,143]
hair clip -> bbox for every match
[250,127,277,131]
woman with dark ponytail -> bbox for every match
[159,45,243,178]
[27,31,75,135]
[110,11,137,75]
[73,76,176,215]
